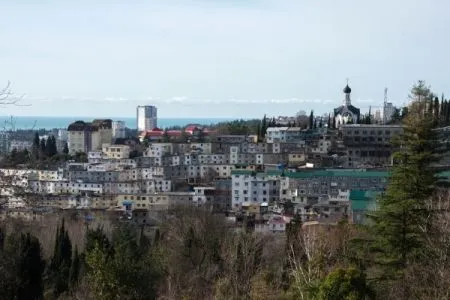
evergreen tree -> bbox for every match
[50,219,73,297]
[309,110,314,129]
[10,148,18,164]
[256,124,261,143]
[39,139,46,157]
[85,224,161,300]
[327,114,331,128]
[45,136,52,157]
[0,232,45,300]
[317,267,374,300]
[32,132,40,159]
[69,247,80,288]
[439,96,445,126]
[445,100,450,126]
[153,228,161,247]
[401,107,409,119]
[260,115,267,138]
[366,81,438,299]
[433,96,440,125]
[51,136,57,156]
[63,142,69,155]
[17,233,45,300]
[162,131,170,143]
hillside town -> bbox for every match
[2,83,450,234]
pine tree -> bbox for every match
[439,96,445,126]
[32,132,40,160]
[45,136,52,157]
[39,139,46,157]
[433,96,440,125]
[50,136,57,156]
[309,110,314,129]
[256,124,261,143]
[446,100,450,126]
[63,142,69,155]
[50,219,72,297]
[69,247,80,288]
[154,228,161,247]
[17,233,45,300]
[261,115,267,138]
[366,81,438,299]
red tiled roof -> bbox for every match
[166,130,183,136]
[144,131,163,137]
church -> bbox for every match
[334,83,360,126]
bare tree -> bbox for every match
[215,232,265,300]
[0,81,27,106]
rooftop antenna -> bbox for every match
[383,87,388,125]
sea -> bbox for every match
[0,116,238,130]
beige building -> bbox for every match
[67,119,113,154]
[288,153,306,166]
[102,144,130,159]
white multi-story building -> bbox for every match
[231,170,285,209]
[0,132,10,154]
[88,151,104,163]
[137,105,157,131]
[58,129,68,142]
[383,103,397,124]
[9,140,32,152]
[54,182,104,195]
[112,121,126,139]
[144,143,173,158]
[265,127,304,143]
[189,143,212,154]
[192,187,215,205]
[266,127,289,143]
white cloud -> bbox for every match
[354,98,376,104]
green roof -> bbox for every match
[285,170,390,179]
[231,170,254,175]
[349,190,381,211]
[231,169,450,180]
[438,171,450,178]
[231,169,390,178]
[231,170,283,177]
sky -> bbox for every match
[1,0,449,118]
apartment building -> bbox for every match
[67,119,113,154]
[144,143,173,158]
[102,144,130,159]
[137,105,157,131]
[286,169,389,202]
[231,170,287,209]
[340,124,403,167]
[112,120,126,139]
